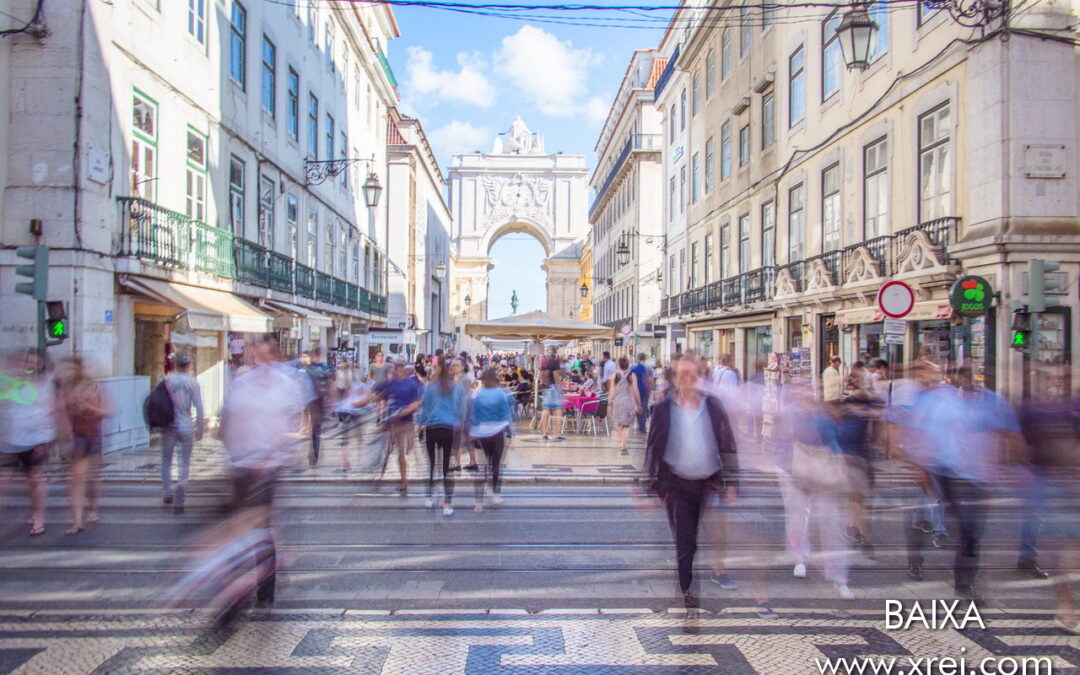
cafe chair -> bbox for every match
[578,398,609,436]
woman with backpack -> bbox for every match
[55,356,112,535]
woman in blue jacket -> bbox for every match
[417,358,466,516]
[468,367,514,512]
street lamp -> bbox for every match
[615,237,631,267]
[362,172,383,208]
[580,283,589,298]
[464,294,471,307]
[435,262,447,280]
[835,4,878,70]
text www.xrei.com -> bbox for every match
[814,654,1053,674]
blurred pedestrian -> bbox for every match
[0,349,60,536]
[417,358,466,516]
[822,356,843,402]
[300,349,331,467]
[450,358,479,471]
[630,353,653,433]
[608,356,642,455]
[358,357,423,495]
[55,356,112,534]
[161,353,204,515]
[645,353,738,609]
[537,348,567,442]
[469,367,514,513]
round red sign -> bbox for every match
[877,281,916,319]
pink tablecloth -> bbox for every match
[563,395,600,413]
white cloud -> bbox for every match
[584,95,611,127]
[429,120,492,164]
[405,46,498,108]
[494,25,603,118]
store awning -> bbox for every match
[263,299,334,329]
[121,276,273,333]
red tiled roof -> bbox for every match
[647,58,668,90]
[386,114,407,145]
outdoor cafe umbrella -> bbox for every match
[465,311,615,408]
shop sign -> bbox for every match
[614,338,624,346]
[653,325,667,339]
[949,275,992,317]
[669,323,686,339]
[367,330,404,344]
[877,281,916,319]
[883,318,907,335]
[884,334,905,346]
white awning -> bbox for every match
[121,276,273,333]
[262,299,334,329]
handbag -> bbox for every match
[789,440,848,492]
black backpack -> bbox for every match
[144,379,176,429]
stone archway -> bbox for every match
[448,119,590,354]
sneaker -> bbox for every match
[683,592,700,609]
[542,435,550,441]
[793,563,807,578]
[554,436,567,442]
[424,498,434,509]
[442,506,454,517]
[464,464,479,472]
[907,565,925,581]
[711,572,738,590]
[835,584,855,600]
[756,605,780,619]
[932,532,948,548]
[913,519,933,533]
[490,494,503,506]
[1018,560,1050,579]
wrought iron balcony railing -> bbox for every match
[118,197,234,278]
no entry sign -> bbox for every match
[877,281,916,319]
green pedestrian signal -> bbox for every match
[48,319,67,338]
[1012,331,1027,347]
[44,301,68,344]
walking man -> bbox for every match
[301,349,331,466]
[645,353,739,609]
[630,353,653,433]
[162,353,204,514]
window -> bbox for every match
[350,231,360,283]
[679,248,686,290]
[306,208,318,265]
[325,215,335,275]
[761,91,775,149]
[339,132,348,187]
[669,104,676,143]
[325,19,335,70]
[307,4,317,43]
[337,221,347,274]
[187,0,205,43]
[822,164,841,252]
[669,176,676,221]
[864,137,889,238]
[259,175,275,249]
[789,46,805,126]
[261,36,276,117]
[229,157,245,235]
[287,68,299,140]
[738,213,751,272]
[721,28,732,80]
[761,201,775,267]
[919,104,952,221]
[705,49,715,99]
[669,254,677,295]
[690,241,699,288]
[720,120,732,180]
[720,223,731,280]
[692,71,700,116]
[307,94,318,158]
[739,125,750,167]
[691,152,701,203]
[679,166,686,213]
[325,114,334,161]
[286,194,299,260]
[704,233,714,284]
[229,2,246,89]
[131,92,157,201]
[680,88,687,130]
[740,7,752,57]
[822,10,842,100]
[788,184,805,263]
[704,138,715,193]
[185,129,207,222]
[869,2,889,57]
[353,64,362,109]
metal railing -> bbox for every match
[653,45,679,100]
[332,278,349,307]
[268,251,294,293]
[235,238,269,285]
[589,134,663,218]
[315,271,333,303]
[295,263,315,299]
[119,197,234,278]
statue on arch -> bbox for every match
[492,116,545,155]
[510,290,519,314]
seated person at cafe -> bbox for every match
[580,369,597,392]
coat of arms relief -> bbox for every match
[482,174,552,228]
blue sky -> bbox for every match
[387,4,669,318]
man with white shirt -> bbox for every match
[712,354,741,392]
[600,351,616,386]
[645,353,739,609]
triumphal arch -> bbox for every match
[448,118,589,353]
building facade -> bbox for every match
[656,0,1080,400]
[588,50,666,362]
[386,110,452,360]
[1,0,399,434]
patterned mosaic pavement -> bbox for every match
[1,607,1075,674]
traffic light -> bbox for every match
[14,245,49,300]
[1029,259,1062,313]
[1011,310,1031,352]
[45,301,68,343]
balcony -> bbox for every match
[589,134,663,218]
[295,263,315,299]
[315,271,333,304]
[118,197,234,278]
[268,251,294,293]
[235,238,269,285]
[375,45,398,92]
[332,277,349,307]
[653,45,679,101]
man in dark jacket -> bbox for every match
[646,352,739,609]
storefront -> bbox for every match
[261,299,333,359]
[744,326,772,382]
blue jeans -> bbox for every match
[1019,467,1046,563]
[161,429,194,504]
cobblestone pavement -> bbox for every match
[1,606,1073,675]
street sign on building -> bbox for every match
[653,325,667,339]
[877,281,916,319]
[884,334,905,346]
[883,318,906,335]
